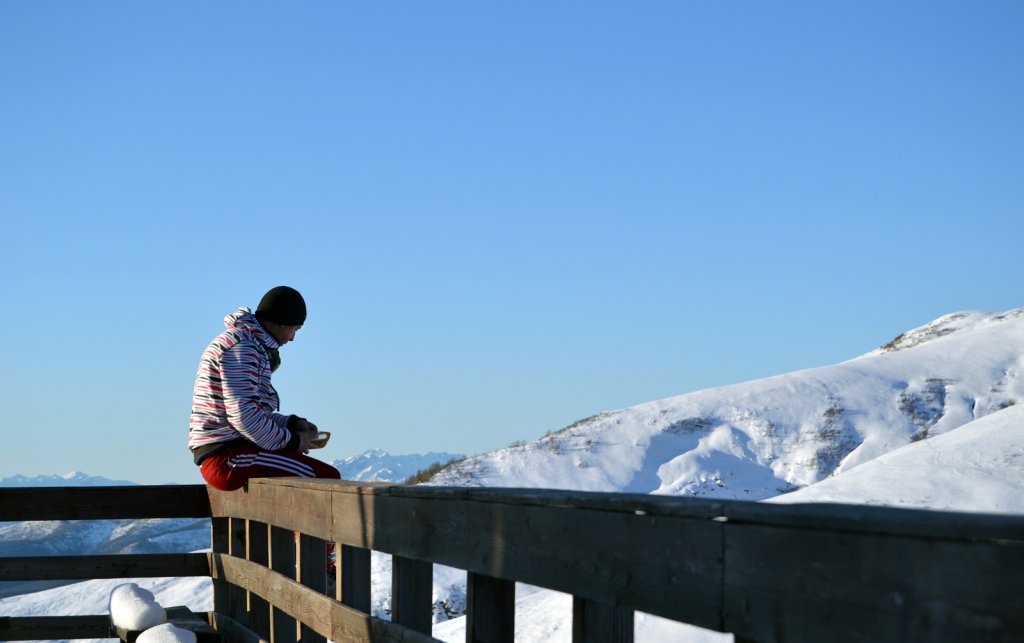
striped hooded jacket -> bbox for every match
[188,307,301,463]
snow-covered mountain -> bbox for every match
[429,309,1024,502]
[0,471,137,487]
[331,449,464,483]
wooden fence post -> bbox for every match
[228,517,249,626]
[247,520,271,640]
[269,526,298,643]
[466,572,515,643]
[340,544,371,612]
[572,597,634,643]
[391,555,433,634]
[297,534,327,643]
[211,517,229,620]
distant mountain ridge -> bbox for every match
[0,451,465,489]
[331,449,464,483]
[0,471,136,487]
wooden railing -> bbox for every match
[0,485,212,641]
[1,479,1023,642]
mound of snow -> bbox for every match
[137,623,197,643]
[767,403,1024,513]
[109,583,166,631]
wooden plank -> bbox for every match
[0,615,113,640]
[466,572,514,643]
[229,517,249,626]
[572,597,634,643]
[719,500,1024,542]
[210,553,440,643]
[722,522,1024,643]
[248,521,272,640]
[211,517,230,623]
[340,545,372,613]
[269,525,298,643]
[212,553,326,637]
[392,555,433,634]
[298,534,327,643]
[388,484,726,519]
[208,482,337,541]
[0,485,211,520]
[219,478,1024,545]
[385,485,1024,544]
[0,552,210,581]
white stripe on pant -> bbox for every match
[228,452,317,478]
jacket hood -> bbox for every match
[224,307,281,350]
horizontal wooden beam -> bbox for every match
[387,485,1024,541]
[208,481,337,539]
[0,553,211,581]
[722,521,1024,643]
[0,485,211,520]
[209,553,439,643]
[212,479,1024,543]
[0,615,113,641]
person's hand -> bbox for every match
[296,419,318,454]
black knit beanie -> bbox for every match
[255,286,307,325]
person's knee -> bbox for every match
[315,463,341,479]
[200,458,246,491]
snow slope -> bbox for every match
[767,402,1024,513]
[430,309,1024,501]
[0,576,212,619]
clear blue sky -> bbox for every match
[1,2,1021,484]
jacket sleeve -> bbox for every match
[220,341,295,451]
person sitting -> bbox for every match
[188,285,340,491]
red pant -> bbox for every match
[200,445,341,491]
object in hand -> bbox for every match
[309,431,331,449]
